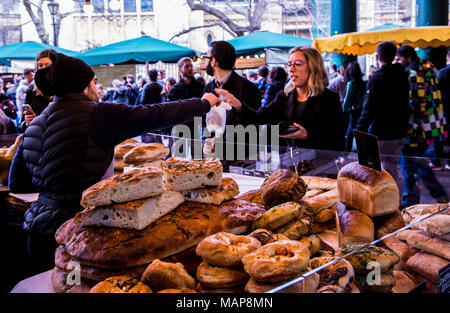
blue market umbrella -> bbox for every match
[76,36,198,65]
[0,41,78,66]
[227,31,313,56]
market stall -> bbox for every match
[6,133,449,294]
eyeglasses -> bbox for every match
[203,56,212,60]
[285,60,306,69]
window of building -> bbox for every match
[124,0,137,12]
[206,34,213,47]
[141,0,153,12]
[92,0,105,13]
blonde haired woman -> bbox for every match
[216,46,345,151]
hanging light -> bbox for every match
[109,0,121,11]
[84,0,94,14]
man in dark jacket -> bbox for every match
[437,48,450,170]
[8,52,220,274]
[356,41,410,189]
[168,57,205,139]
[139,69,163,105]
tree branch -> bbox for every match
[168,22,235,42]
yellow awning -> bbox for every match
[312,26,450,55]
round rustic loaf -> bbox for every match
[261,169,307,207]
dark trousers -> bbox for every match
[400,143,448,207]
[344,109,361,152]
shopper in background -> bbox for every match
[262,66,288,107]
[0,109,18,135]
[437,48,450,170]
[161,77,177,103]
[329,64,338,80]
[396,45,448,207]
[342,61,366,152]
[15,68,34,119]
[139,69,163,105]
[328,65,346,105]
[248,71,258,83]
[218,46,345,151]
[256,65,269,99]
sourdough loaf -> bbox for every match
[163,157,223,191]
[56,200,265,269]
[80,167,165,208]
[260,169,307,207]
[337,162,399,217]
[75,190,185,230]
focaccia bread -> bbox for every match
[337,162,399,217]
[80,167,165,208]
[260,169,307,207]
[406,251,448,283]
[300,176,337,191]
[123,143,170,164]
[182,177,239,205]
[56,200,265,269]
[90,276,152,293]
[336,202,374,247]
[163,157,223,191]
[124,159,164,170]
[235,189,264,205]
[75,190,185,230]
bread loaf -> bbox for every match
[340,244,400,275]
[123,143,169,164]
[260,169,307,207]
[235,189,264,205]
[406,251,448,283]
[300,176,337,191]
[337,162,399,217]
[302,189,324,200]
[51,267,96,293]
[336,202,374,246]
[411,214,450,237]
[374,209,406,238]
[115,141,142,159]
[75,190,185,230]
[402,203,449,224]
[406,231,450,260]
[163,157,223,191]
[382,236,412,262]
[56,200,265,269]
[397,229,420,242]
[304,189,339,223]
[80,167,165,208]
[182,177,239,205]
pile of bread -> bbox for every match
[395,204,449,293]
[113,138,169,173]
[52,156,268,293]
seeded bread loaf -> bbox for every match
[80,167,165,208]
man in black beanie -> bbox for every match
[8,52,220,274]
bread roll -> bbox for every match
[90,276,152,293]
[235,189,264,205]
[275,218,310,240]
[303,189,339,222]
[260,169,307,207]
[382,236,412,262]
[356,272,395,293]
[406,231,450,260]
[337,162,399,217]
[80,167,165,208]
[340,244,400,274]
[298,234,321,255]
[397,229,420,242]
[300,176,337,191]
[406,251,448,284]
[302,189,324,200]
[141,259,196,291]
[336,202,375,247]
[392,270,417,293]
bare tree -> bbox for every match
[22,0,81,44]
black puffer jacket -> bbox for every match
[9,92,211,235]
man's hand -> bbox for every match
[214,89,242,112]
[202,93,221,107]
[279,123,308,140]
[24,113,36,127]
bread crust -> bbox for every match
[56,200,265,269]
[336,202,375,246]
[89,276,152,293]
[183,178,239,205]
[123,143,169,164]
[235,189,264,205]
[51,267,96,293]
[260,169,307,207]
[141,259,196,291]
[196,261,249,288]
[300,176,337,191]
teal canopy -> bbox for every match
[76,36,198,66]
[0,41,78,66]
[227,31,313,56]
